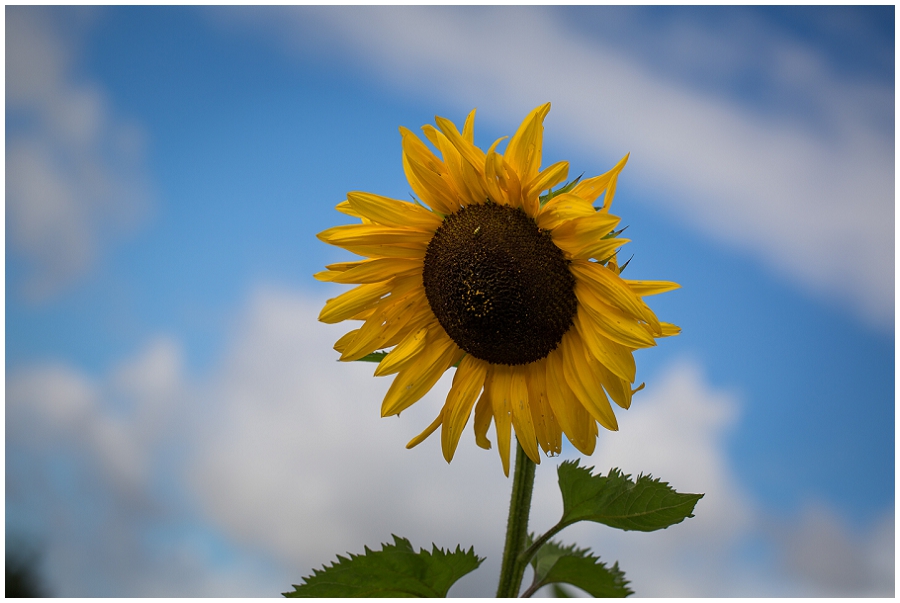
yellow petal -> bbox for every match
[504,103,550,188]
[423,125,466,200]
[508,366,540,464]
[623,279,682,297]
[339,290,427,361]
[318,282,392,324]
[543,349,576,436]
[576,282,657,348]
[313,269,338,282]
[426,125,487,207]
[381,331,462,416]
[575,404,598,456]
[473,369,494,450]
[435,114,486,174]
[323,260,364,272]
[484,136,518,207]
[351,307,377,321]
[573,307,636,383]
[318,224,433,250]
[572,237,631,263]
[659,322,682,337]
[440,355,488,462]
[403,160,461,215]
[489,365,513,476]
[332,242,428,260]
[571,153,629,211]
[406,410,443,449]
[550,211,621,247]
[596,361,633,410]
[314,258,365,282]
[544,348,596,455]
[319,257,423,285]
[400,127,458,215]
[560,330,619,431]
[525,360,561,456]
[347,191,443,230]
[535,192,596,231]
[335,200,365,220]
[333,328,360,355]
[571,260,661,333]
[524,161,569,214]
[462,108,477,144]
[374,326,428,376]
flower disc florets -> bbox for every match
[423,202,577,366]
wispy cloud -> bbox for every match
[6,287,892,596]
[228,6,893,328]
[6,7,152,300]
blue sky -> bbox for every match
[5,5,894,597]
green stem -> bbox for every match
[495,441,536,598]
[518,520,566,569]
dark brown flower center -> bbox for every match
[422,203,576,365]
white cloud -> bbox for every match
[524,360,758,597]
[228,6,893,328]
[5,287,893,596]
[772,504,895,597]
[5,7,151,299]
[183,289,514,594]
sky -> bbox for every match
[5,5,895,597]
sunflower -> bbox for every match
[315,104,679,475]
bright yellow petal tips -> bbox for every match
[380,332,462,417]
[576,281,657,349]
[571,152,629,211]
[489,366,514,477]
[505,103,551,189]
[318,282,392,324]
[473,371,494,450]
[406,410,443,450]
[570,260,661,333]
[316,104,679,473]
[560,330,619,432]
[346,192,443,230]
[524,161,569,208]
[623,279,682,296]
[440,355,488,462]
[315,257,423,285]
[374,327,428,376]
[535,193,595,231]
[507,366,541,464]
[434,115,486,175]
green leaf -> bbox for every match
[539,174,583,206]
[557,460,703,532]
[283,535,483,598]
[525,539,632,598]
[602,225,629,239]
[355,351,389,363]
[551,584,573,598]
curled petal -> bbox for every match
[473,370,494,450]
[572,153,629,211]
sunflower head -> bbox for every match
[316,104,680,475]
